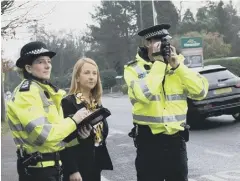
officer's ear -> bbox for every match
[25,64,32,74]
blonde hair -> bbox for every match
[68,57,103,104]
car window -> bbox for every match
[201,70,235,82]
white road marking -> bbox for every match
[101,176,110,181]
[216,170,240,180]
[109,128,126,135]
[200,175,225,181]
[117,143,132,147]
[204,149,234,157]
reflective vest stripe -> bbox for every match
[13,137,33,146]
[133,114,186,123]
[131,80,161,101]
[57,141,67,147]
[8,120,24,131]
[32,82,54,112]
[33,125,52,146]
[130,98,137,105]
[165,94,187,101]
[25,117,49,134]
[25,116,52,146]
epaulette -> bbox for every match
[126,60,137,66]
[19,80,32,92]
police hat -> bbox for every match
[138,24,172,40]
[16,41,56,68]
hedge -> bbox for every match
[204,58,240,77]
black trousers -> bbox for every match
[62,141,102,181]
[18,166,61,181]
[135,126,188,181]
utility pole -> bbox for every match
[152,0,158,25]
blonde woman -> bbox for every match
[60,58,113,181]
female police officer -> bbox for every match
[7,41,90,181]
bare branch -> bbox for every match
[1,1,56,39]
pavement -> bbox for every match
[2,96,240,181]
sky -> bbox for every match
[1,0,240,61]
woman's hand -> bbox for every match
[69,172,82,181]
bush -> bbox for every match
[100,69,117,89]
[204,58,240,76]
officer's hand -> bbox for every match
[149,41,165,62]
[72,107,90,124]
[169,46,180,69]
[78,124,92,139]
[69,171,82,181]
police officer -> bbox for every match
[124,24,209,181]
[7,41,90,181]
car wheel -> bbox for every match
[232,113,240,121]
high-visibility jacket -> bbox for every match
[7,79,77,167]
[124,53,209,135]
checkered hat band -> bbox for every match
[144,29,168,39]
[25,47,49,55]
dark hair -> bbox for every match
[22,68,32,79]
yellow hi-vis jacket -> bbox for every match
[7,79,77,167]
[124,54,209,135]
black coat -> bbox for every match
[60,95,113,177]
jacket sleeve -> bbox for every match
[175,63,209,100]
[124,61,167,104]
[60,96,80,175]
[12,85,77,147]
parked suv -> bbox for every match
[187,65,240,126]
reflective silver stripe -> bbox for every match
[130,80,137,100]
[13,137,32,146]
[139,79,151,97]
[133,65,146,78]
[166,94,187,101]
[33,125,52,146]
[32,82,53,112]
[130,98,137,105]
[57,141,67,147]
[39,90,53,112]
[190,89,205,98]
[138,79,161,101]
[133,114,186,123]
[131,64,160,102]
[25,117,48,134]
[8,120,24,131]
[149,95,161,101]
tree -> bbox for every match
[1,57,15,122]
[139,1,179,34]
[178,8,196,34]
[84,0,180,76]
[84,1,139,75]
[28,24,86,88]
[1,0,42,39]
[222,1,240,56]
